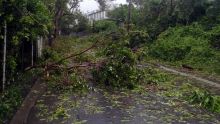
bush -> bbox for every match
[149,24,220,74]
[210,25,220,50]
[150,25,218,61]
[128,31,150,48]
[149,24,210,61]
[92,42,145,89]
[189,90,220,113]
[0,69,40,123]
[42,48,61,62]
[0,86,22,123]
[93,20,117,33]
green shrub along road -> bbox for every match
[147,23,220,77]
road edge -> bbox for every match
[10,78,47,124]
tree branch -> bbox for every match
[25,40,101,72]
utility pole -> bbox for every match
[127,0,132,32]
[2,21,7,92]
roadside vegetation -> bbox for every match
[32,35,220,123]
[148,23,220,76]
[0,69,41,123]
[1,0,220,123]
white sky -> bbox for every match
[80,0,127,13]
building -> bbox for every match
[87,10,109,25]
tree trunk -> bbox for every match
[2,21,7,92]
[127,0,132,32]
[22,41,24,70]
[53,0,64,41]
[31,40,34,66]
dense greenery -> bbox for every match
[0,0,51,88]
[0,85,22,123]
[108,4,140,26]
[128,31,150,48]
[106,0,220,75]
[0,70,40,123]
[0,0,52,122]
[109,0,220,39]
[60,12,90,35]
[148,23,220,75]
[93,40,144,89]
[92,31,163,89]
[93,20,117,33]
[190,90,220,113]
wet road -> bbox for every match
[27,84,220,124]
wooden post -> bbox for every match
[127,0,132,32]
[2,21,7,91]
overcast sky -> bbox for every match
[80,0,127,13]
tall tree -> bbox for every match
[127,0,132,31]
[95,0,115,11]
[0,0,51,90]
[49,0,81,44]
[2,21,7,91]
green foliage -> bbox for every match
[60,12,89,35]
[42,48,61,62]
[149,23,220,74]
[144,67,169,84]
[0,85,22,123]
[52,106,70,119]
[93,41,145,89]
[0,0,51,89]
[108,0,217,39]
[93,20,117,33]
[0,69,40,123]
[128,31,150,48]
[209,25,220,49]
[47,71,88,93]
[189,90,220,113]
[108,4,140,25]
[206,0,220,24]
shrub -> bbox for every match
[144,67,169,84]
[210,25,220,50]
[149,24,210,61]
[149,24,220,74]
[0,86,22,123]
[41,48,61,62]
[93,20,117,33]
[189,90,220,113]
[128,31,150,48]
